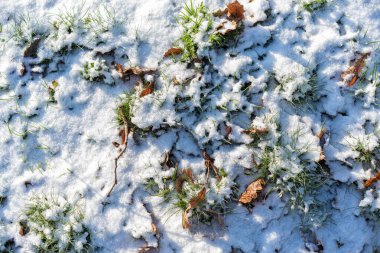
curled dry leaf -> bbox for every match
[140,82,155,97]
[182,187,207,229]
[216,20,238,35]
[175,169,194,192]
[24,37,42,58]
[364,172,380,188]
[341,52,370,87]
[317,127,327,140]
[225,1,245,21]
[203,151,221,181]
[116,64,156,80]
[119,127,127,145]
[151,223,159,237]
[242,128,268,135]
[239,178,265,204]
[163,47,183,57]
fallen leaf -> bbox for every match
[364,172,380,188]
[163,47,183,57]
[182,187,206,229]
[341,52,370,87]
[119,127,127,145]
[242,128,268,135]
[203,151,221,181]
[225,1,245,21]
[175,169,193,192]
[115,64,155,80]
[151,223,159,236]
[216,20,238,35]
[140,82,154,97]
[112,141,120,148]
[24,37,42,58]
[239,178,265,204]
[317,127,326,140]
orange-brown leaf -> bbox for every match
[163,47,183,57]
[182,187,207,229]
[175,169,194,192]
[239,178,265,204]
[140,82,154,97]
[242,128,268,135]
[317,127,327,140]
[364,172,380,188]
[226,1,245,21]
[115,64,155,80]
[189,187,206,209]
[341,52,370,87]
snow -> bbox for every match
[0,0,380,252]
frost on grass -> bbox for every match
[21,195,91,253]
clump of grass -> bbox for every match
[146,166,233,227]
[302,0,328,12]
[208,25,243,48]
[24,195,92,253]
[83,5,117,35]
[81,59,113,84]
[2,13,42,46]
[177,0,211,61]
[116,92,136,128]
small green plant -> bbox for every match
[83,5,117,34]
[24,195,92,253]
[116,92,136,128]
[302,0,328,12]
[146,165,233,228]
[177,0,211,61]
[81,59,113,84]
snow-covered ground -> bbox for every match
[0,0,379,252]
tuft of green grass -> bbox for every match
[24,194,92,253]
[177,0,211,61]
[302,0,328,12]
[116,92,135,128]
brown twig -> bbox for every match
[107,112,130,197]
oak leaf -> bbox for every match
[226,1,245,21]
[239,178,265,204]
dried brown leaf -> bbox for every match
[175,169,194,192]
[239,178,265,204]
[364,172,380,188]
[317,127,327,140]
[182,187,207,229]
[115,64,156,80]
[226,1,245,21]
[242,128,268,135]
[163,47,183,57]
[140,82,154,97]
[341,52,370,87]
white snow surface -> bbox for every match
[0,0,379,252]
